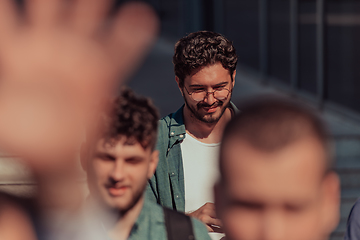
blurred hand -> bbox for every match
[0,0,158,172]
[187,202,224,233]
[0,199,36,240]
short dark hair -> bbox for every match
[100,88,159,150]
[173,31,237,87]
[221,96,333,176]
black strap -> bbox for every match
[163,207,195,240]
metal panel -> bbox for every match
[290,0,299,91]
[259,0,269,83]
[316,0,325,108]
[213,0,224,33]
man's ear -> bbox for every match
[320,171,340,235]
[147,150,159,179]
[175,76,184,96]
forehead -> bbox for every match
[94,137,151,157]
[221,137,326,202]
[185,62,231,85]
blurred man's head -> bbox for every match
[173,31,238,124]
[215,96,340,240]
[84,89,159,214]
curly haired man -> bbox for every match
[146,31,238,239]
[82,88,211,240]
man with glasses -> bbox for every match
[146,31,238,238]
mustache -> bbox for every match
[197,100,224,109]
[105,178,126,189]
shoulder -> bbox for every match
[229,101,239,114]
[345,198,360,240]
[158,106,184,128]
[158,114,172,131]
[146,200,164,217]
[191,218,212,240]
[161,207,211,240]
[349,198,360,219]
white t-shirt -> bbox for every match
[181,133,223,240]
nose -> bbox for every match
[261,210,286,240]
[110,159,125,181]
[203,91,216,105]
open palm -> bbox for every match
[0,0,158,171]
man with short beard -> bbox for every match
[83,89,211,240]
[146,31,238,239]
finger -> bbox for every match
[71,0,112,35]
[24,0,65,28]
[205,225,214,232]
[202,203,217,218]
[0,0,18,44]
[210,224,224,234]
[105,2,159,81]
[201,215,222,228]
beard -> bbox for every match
[118,181,145,216]
[183,95,229,124]
[90,176,148,217]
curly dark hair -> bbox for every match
[173,31,238,87]
[101,88,159,150]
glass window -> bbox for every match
[223,0,260,71]
[268,0,291,84]
[326,0,360,112]
[299,0,317,94]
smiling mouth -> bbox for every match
[107,186,128,196]
[202,105,218,113]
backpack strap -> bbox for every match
[163,207,195,240]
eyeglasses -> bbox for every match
[184,86,231,102]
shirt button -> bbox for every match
[170,132,175,136]
[179,134,184,138]
[171,172,175,176]
[167,148,170,152]
[176,195,179,199]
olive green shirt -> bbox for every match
[128,199,211,240]
[146,103,239,212]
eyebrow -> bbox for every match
[95,152,115,160]
[189,82,229,88]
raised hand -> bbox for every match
[0,0,158,172]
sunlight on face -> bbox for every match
[89,137,157,213]
[216,136,339,240]
[181,62,234,124]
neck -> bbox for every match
[183,105,232,143]
[106,196,144,240]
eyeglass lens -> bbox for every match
[192,89,229,101]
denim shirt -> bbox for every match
[128,200,211,240]
[146,102,239,212]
